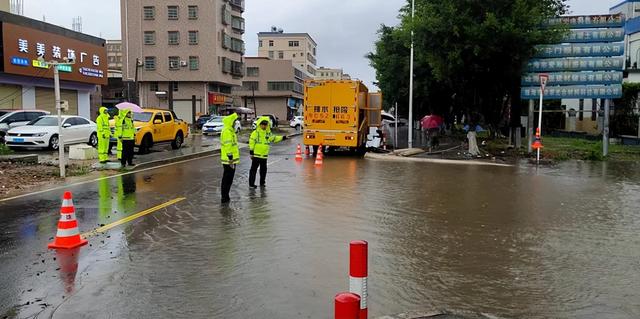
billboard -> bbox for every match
[2,23,107,85]
[534,43,624,58]
[521,71,623,86]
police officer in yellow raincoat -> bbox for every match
[96,107,111,163]
[220,113,240,203]
[120,109,135,167]
[114,109,124,161]
[248,116,286,188]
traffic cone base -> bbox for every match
[48,191,88,250]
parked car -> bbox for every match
[289,116,304,130]
[202,116,241,135]
[5,115,97,150]
[0,109,50,142]
[196,115,212,130]
[251,114,279,130]
[381,111,407,127]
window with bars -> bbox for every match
[143,6,155,20]
[144,31,156,45]
[169,56,180,70]
[246,67,259,77]
[189,56,199,70]
[168,31,180,45]
[168,6,179,20]
[231,16,245,33]
[188,5,198,19]
[188,31,199,45]
[242,81,259,90]
[144,56,156,70]
[267,82,294,91]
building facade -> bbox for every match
[0,10,106,118]
[121,0,245,123]
[315,67,351,80]
[234,57,307,122]
[257,30,317,78]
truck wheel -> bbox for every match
[139,134,152,154]
[171,131,184,149]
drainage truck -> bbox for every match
[303,80,382,153]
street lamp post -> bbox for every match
[408,0,415,149]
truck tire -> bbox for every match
[139,134,152,154]
[171,131,183,149]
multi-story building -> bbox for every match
[257,29,317,78]
[106,40,123,73]
[121,0,245,123]
[234,57,308,121]
[315,67,351,81]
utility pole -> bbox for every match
[394,102,398,149]
[46,59,75,178]
[603,99,610,156]
[408,0,415,148]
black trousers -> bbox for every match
[221,164,236,201]
[121,139,134,166]
[249,157,268,186]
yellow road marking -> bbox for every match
[82,197,186,239]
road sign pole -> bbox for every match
[53,64,65,178]
[528,100,534,153]
[536,75,548,164]
[603,99,610,157]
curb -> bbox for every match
[364,152,514,167]
[132,148,221,171]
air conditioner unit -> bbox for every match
[180,60,188,67]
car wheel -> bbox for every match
[88,132,98,147]
[171,131,183,149]
[139,134,152,154]
[49,134,59,150]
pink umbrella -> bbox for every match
[421,115,444,130]
[115,102,143,113]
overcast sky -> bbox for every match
[20,0,619,89]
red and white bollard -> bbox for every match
[334,292,361,319]
[349,240,368,319]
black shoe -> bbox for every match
[260,184,266,188]
[221,197,230,204]
[249,184,258,189]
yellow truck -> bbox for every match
[303,80,382,153]
[110,108,189,154]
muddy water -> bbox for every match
[2,146,640,318]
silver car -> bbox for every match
[0,109,50,142]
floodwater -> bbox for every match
[1,137,640,318]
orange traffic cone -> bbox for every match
[305,145,310,157]
[295,144,303,161]
[315,145,324,166]
[531,127,543,150]
[48,191,88,249]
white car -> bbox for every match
[202,116,241,136]
[289,116,304,130]
[5,115,98,150]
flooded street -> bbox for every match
[1,137,640,318]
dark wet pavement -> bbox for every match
[2,137,640,318]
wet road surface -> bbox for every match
[1,137,640,318]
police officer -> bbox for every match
[96,107,111,163]
[220,113,240,203]
[114,109,124,160]
[249,116,286,188]
[120,109,135,167]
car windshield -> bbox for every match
[28,117,59,126]
[208,117,224,123]
[133,112,154,122]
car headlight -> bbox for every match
[34,132,47,137]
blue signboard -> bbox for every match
[543,14,624,29]
[526,57,624,72]
[521,84,622,100]
[534,43,624,58]
[10,56,29,66]
[563,28,625,43]
[521,72,624,86]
